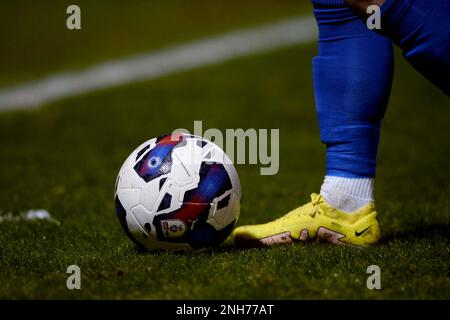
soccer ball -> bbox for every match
[114,133,241,251]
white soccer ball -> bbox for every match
[114,133,241,251]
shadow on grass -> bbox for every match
[131,240,264,256]
[380,223,450,244]
[129,222,449,255]
[132,244,221,256]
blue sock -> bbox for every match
[312,1,394,178]
[379,0,450,96]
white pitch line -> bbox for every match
[0,15,316,111]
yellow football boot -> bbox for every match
[233,193,380,247]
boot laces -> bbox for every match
[276,193,324,221]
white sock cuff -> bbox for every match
[321,176,374,201]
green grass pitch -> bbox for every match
[0,1,448,299]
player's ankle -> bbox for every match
[320,175,374,213]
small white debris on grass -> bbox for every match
[25,209,51,220]
[0,209,60,225]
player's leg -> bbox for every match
[233,0,393,247]
[346,0,450,95]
